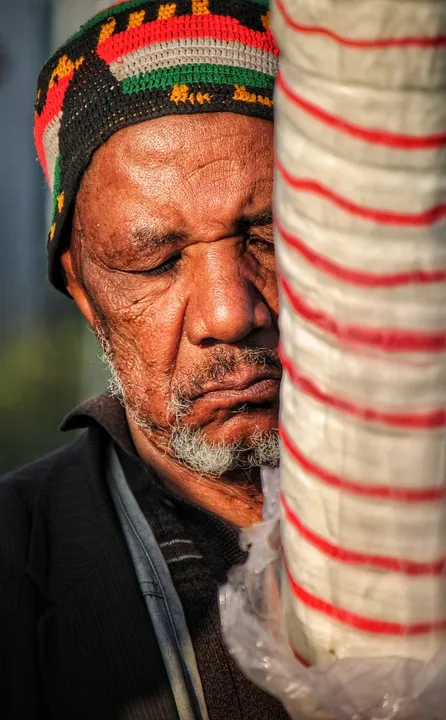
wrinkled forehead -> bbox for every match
[76,113,274,236]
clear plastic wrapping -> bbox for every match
[220,471,446,720]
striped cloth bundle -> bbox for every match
[272,0,446,665]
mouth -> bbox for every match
[191,372,282,409]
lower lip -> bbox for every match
[197,379,281,408]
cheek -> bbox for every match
[263,260,279,312]
[91,273,188,409]
[252,254,279,319]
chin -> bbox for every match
[169,404,280,477]
[194,402,279,445]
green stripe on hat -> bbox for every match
[121,63,274,94]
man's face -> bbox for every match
[68,113,280,473]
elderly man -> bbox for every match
[0,1,287,718]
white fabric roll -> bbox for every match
[273,0,446,664]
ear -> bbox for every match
[60,247,96,329]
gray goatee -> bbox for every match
[98,338,280,477]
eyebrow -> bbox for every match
[130,206,273,252]
[131,228,186,252]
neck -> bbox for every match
[128,417,263,528]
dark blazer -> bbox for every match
[0,401,290,720]
[0,425,179,719]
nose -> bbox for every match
[185,241,273,346]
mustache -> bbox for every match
[169,346,282,419]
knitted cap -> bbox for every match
[34,0,279,293]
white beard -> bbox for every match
[169,425,280,477]
[98,343,280,477]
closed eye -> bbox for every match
[247,233,274,251]
[139,253,181,277]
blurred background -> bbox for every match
[0,0,107,473]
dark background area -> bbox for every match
[0,0,106,474]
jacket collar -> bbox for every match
[61,393,135,457]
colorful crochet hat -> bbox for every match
[34,0,279,293]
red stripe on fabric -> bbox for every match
[34,72,74,180]
[97,15,279,64]
[277,72,446,150]
[275,0,446,49]
[282,493,446,575]
[280,348,446,429]
[34,121,48,182]
[279,425,446,502]
[292,647,310,667]
[284,556,446,636]
[276,219,446,287]
[279,276,446,352]
[276,160,446,227]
